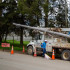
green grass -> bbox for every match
[0,40,29,51]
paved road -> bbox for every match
[0,51,70,70]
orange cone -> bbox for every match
[22,46,25,53]
[52,49,55,60]
[11,45,14,54]
[34,47,37,57]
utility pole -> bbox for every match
[65,0,68,27]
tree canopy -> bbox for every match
[0,0,69,44]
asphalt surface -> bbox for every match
[0,51,70,70]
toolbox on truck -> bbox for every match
[36,47,43,54]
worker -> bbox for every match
[41,40,47,57]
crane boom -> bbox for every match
[13,23,70,39]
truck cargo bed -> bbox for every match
[52,43,70,49]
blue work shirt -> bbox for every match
[41,42,47,49]
[68,31,70,35]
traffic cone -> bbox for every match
[22,46,25,53]
[52,49,55,60]
[34,47,37,57]
[11,45,14,54]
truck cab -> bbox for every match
[27,33,44,55]
[27,32,53,55]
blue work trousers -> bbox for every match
[43,48,46,56]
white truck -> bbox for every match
[13,23,70,61]
[27,33,70,61]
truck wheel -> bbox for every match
[61,50,70,61]
[27,46,33,55]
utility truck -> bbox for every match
[13,23,70,61]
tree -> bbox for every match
[18,0,42,26]
[56,0,68,27]
[0,0,4,43]
[0,0,17,43]
[30,0,42,26]
[17,0,42,45]
[48,0,68,27]
[42,0,49,27]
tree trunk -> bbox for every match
[0,0,2,24]
[4,24,8,42]
[13,36,14,45]
[0,35,2,43]
[45,16,48,27]
[0,0,2,43]
[4,34,7,42]
[20,27,23,46]
[37,16,39,26]
[0,0,2,16]
[61,23,63,28]
[45,0,48,27]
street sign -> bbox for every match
[1,43,10,47]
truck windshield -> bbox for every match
[34,34,42,40]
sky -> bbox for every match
[67,0,70,12]
[67,0,70,6]
[67,0,70,21]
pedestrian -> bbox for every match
[41,40,47,57]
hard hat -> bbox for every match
[44,40,47,42]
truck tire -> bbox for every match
[27,46,33,55]
[61,50,70,61]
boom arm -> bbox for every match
[13,23,70,39]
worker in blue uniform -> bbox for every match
[41,40,47,57]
